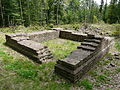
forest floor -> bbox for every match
[0,24,120,90]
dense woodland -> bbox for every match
[0,0,120,27]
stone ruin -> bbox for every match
[5,28,113,82]
[6,30,59,63]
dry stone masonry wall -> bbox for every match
[5,30,59,63]
[5,29,113,82]
[28,30,59,42]
[55,32,113,82]
[59,30,87,42]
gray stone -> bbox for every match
[5,29,113,83]
[55,35,113,83]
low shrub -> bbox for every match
[72,24,80,30]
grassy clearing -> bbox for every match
[0,24,120,90]
[0,33,80,90]
[77,79,93,90]
[43,39,79,59]
[96,74,112,84]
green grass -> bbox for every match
[0,24,120,90]
[0,36,79,90]
[89,71,98,77]
[78,79,93,90]
[43,39,79,59]
[116,68,120,73]
[115,40,120,51]
[96,74,112,84]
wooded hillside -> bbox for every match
[0,0,120,27]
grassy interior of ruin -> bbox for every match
[42,39,79,59]
[0,24,120,90]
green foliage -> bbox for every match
[113,25,120,36]
[116,68,120,72]
[115,40,120,51]
[107,1,118,24]
[78,79,93,90]
[0,51,6,56]
[72,24,80,30]
[0,49,14,64]
[93,16,98,24]
[48,24,54,28]
[16,69,38,79]
[96,74,112,83]
[2,0,117,27]
[105,89,112,90]
[103,1,108,23]
[89,71,98,77]
[4,60,38,70]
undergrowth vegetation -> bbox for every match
[115,39,120,51]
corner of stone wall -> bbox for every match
[5,31,57,63]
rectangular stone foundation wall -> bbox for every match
[28,30,59,42]
[59,30,87,42]
[5,29,114,83]
[5,30,59,63]
[5,30,88,64]
[55,35,114,83]
[55,44,111,82]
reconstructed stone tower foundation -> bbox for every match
[6,30,59,63]
[5,29,88,63]
[55,34,113,82]
[5,29,113,82]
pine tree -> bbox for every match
[117,0,120,23]
[107,0,118,23]
[103,0,108,23]
[0,0,4,27]
[99,0,104,13]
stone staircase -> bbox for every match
[5,29,113,82]
[5,33,54,63]
[55,35,113,82]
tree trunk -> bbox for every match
[0,0,4,27]
[19,0,23,25]
[8,15,10,27]
[56,2,59,25]
[27,0,31,26]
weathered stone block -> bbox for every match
[55,36,113,83]
[5,29,113,83]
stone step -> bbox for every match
[38,53,52,59]
[81,42,99,48]
[37,49,51,55]
[12,36,29,42]
[57,49,93,70]
[39,55,53,62]
[94,36,103,40]
[77,45,96,51]
[87,34,103,40]
[84,39,101,44]
[18,40,46,51]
